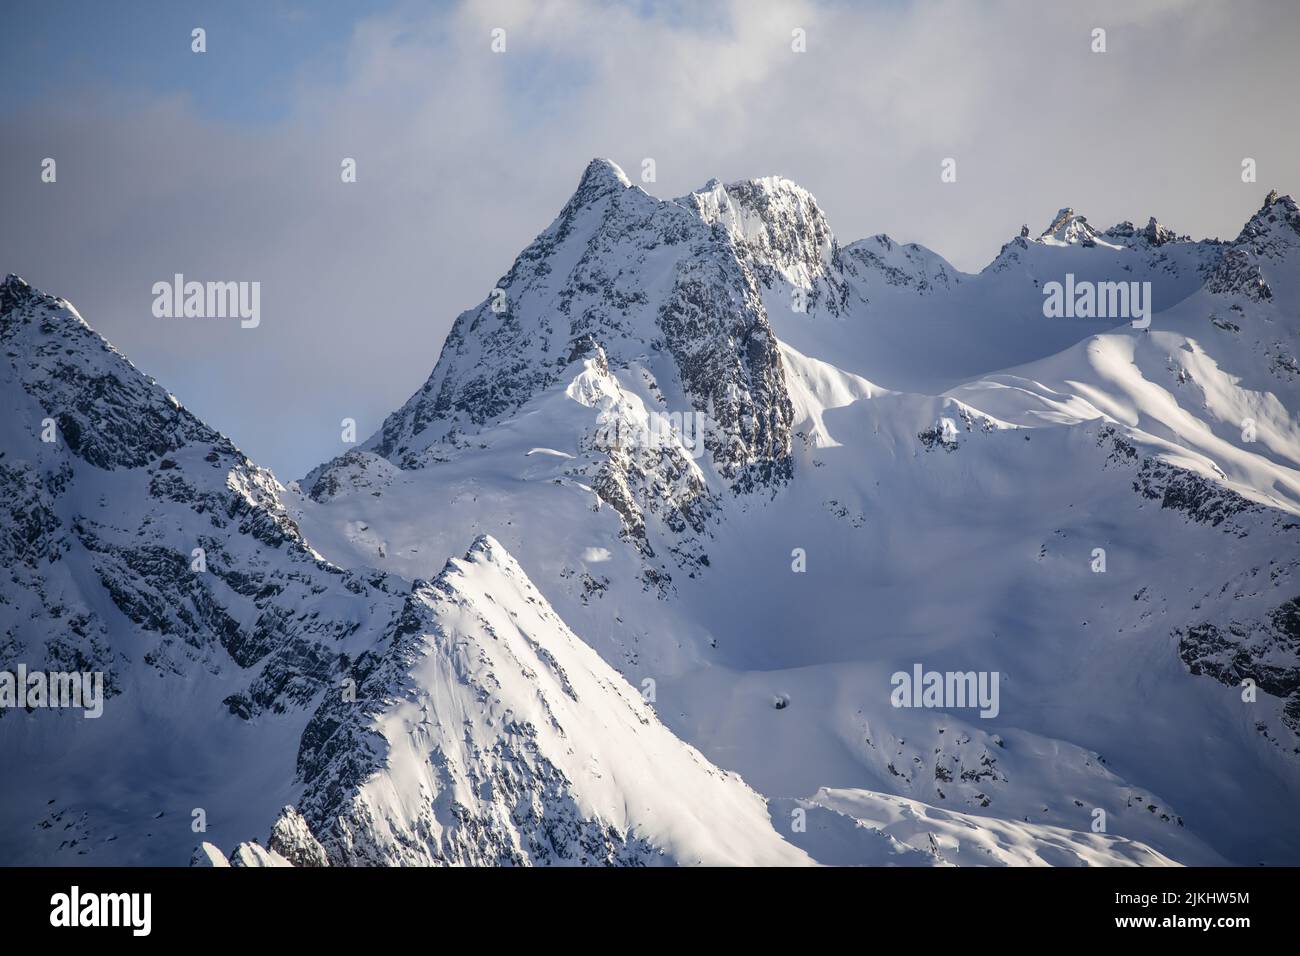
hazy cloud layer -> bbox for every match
[2,0,1297,478]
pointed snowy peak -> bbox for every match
[229,843,292,867]
[841,233,962,295]
[460,529,513,566]
[565,157,633,209]
[1038,207,1106,246]
[295,533,810,866]
[347,158,797,499]
[1235,189,1300,249]
[1207,190,1300,302]
[190,843,231,867]
[0,273,231,471]
[1,272,38,315]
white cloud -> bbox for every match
[2,0,1295,478]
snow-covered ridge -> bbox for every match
[841,233,961,295]
[682,174,850,313]
[295,534,812,866]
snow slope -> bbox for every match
[776,788,1178,867]
[295,535,811,866]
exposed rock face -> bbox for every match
[0,274,406,720]
[268,806,330,867]
[684,175,850,315]
[340,160,798,498]
[1141,217,1181,246]
[1,275,219,470]
[1104,217,1188,247]
[1178,596,1300,738]
[1095,424,1295,534]
[565,348,716,576]
[1094,426,1300,743]
[1206,191,1300,301]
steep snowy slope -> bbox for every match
[296,161,1299,866]
[943,191,1300,752]
[295,535,811,866]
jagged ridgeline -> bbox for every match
[346,160,808,490]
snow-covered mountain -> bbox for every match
[0,273,805,867]
[3,162,1297,867]
[294,534,809,866]
[0,274,408,863]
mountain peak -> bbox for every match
[1223,188,1300,258]
[1240,189,1299,240]
[2,272,30,294]
[841,233,961,294]
[685,173,817,208]
[571,157,631,202]
[1038,207,1103,246]
[463,532,510,566]
[682,173,839,296]
[1,273,37,314]
[1206,188,1300,300]
[1141,215,1179,245]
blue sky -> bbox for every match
[2,0,1297,479]
[2,1,392,122]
